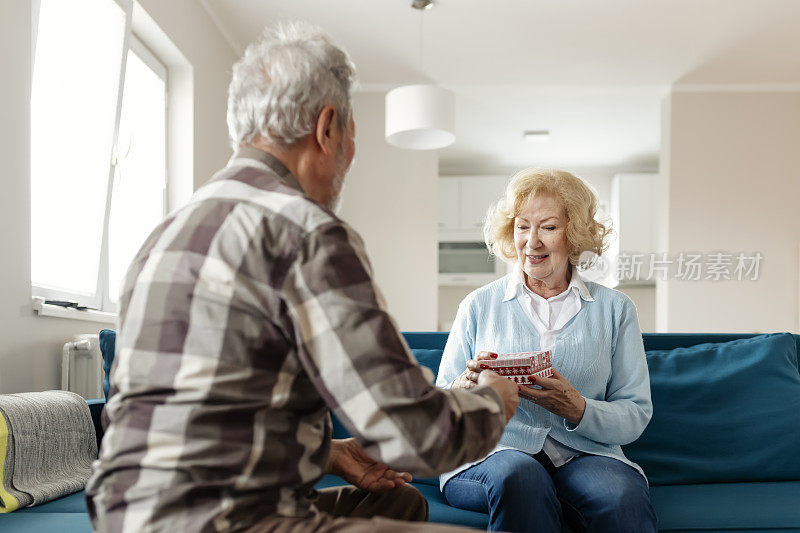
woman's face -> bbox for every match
[514,193,571,288]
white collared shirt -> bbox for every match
[505,264,594,466]
[504,264,594,350]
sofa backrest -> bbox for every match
[97,329,800,487]
[627,333,800,485]
[405,331,800,355]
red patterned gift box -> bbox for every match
[482,350,553,385]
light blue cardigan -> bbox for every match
[436,275,653,487]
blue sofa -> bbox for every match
[5,332,800,532]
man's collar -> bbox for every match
[502,264,594,302]
[227,146,304,194]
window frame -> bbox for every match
[101,33,169,313]
[30,0,171,315]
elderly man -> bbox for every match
[86,22,518,532]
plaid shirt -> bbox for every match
[86,148,505,532]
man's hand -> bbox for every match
[452,351,498,389]
[327,438,412,493]
[518,369,586,425]
[477,369,520,424]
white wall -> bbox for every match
[660,90,800,333]
[617,286,656,333]
[0,0,103,394]
[0,0,236,394]
[338,92,439,331]
[137,0,237,190]
[438,285,476,332]
[655,96,672,332]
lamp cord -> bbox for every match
[419,8,424,75]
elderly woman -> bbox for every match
[436,168,657,533]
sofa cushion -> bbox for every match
[650,481,800,531]
[0,512,93,532]
[624,333,800,486]
[403,333,448,351]
[14,491,88,513]
[314,475,488,529]
[410,349,444,379]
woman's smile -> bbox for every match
[526,253,550,265]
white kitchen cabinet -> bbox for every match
[459,176,508,232]
[438,175,509,286]
[438,175,507,238]
[610,173,659,286]
[437,178,460,231]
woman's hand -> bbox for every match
[518,369,586,425]
[451,351,498,389]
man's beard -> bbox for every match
[325,174,346,213]
[324,145,352,213]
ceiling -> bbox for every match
[200,0,800,174]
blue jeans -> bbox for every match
[443,449,657,533]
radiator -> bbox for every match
[61,334,104,399]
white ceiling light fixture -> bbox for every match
[386,85,455,150]
[523,130,551,143]
[385,0,455,150]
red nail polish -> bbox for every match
[480,364,489,369]
[491,353,498,358]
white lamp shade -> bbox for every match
[385,84,455,150]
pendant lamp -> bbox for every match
[385,1,455,150]
[385,85,455,150]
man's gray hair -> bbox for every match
[226,22,357,149]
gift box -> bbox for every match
[482,350,553,385]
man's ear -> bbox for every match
[315,105,337,156]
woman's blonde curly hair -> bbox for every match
[484,168,612,266]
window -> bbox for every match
[108,38,167,307]
[31,0,167,313]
